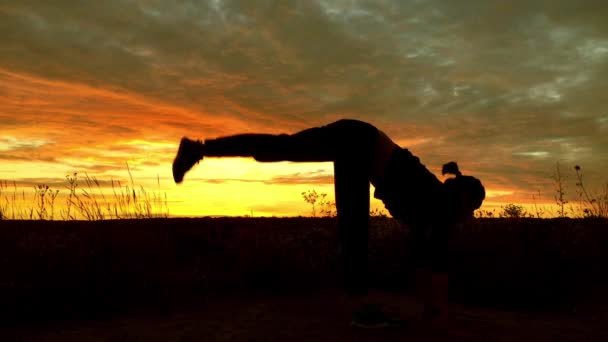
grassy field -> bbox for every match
[1,217,607,324]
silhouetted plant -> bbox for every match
[319,196,336,217]
[553,162,568,218]
[0,180,9,220]
[0,165,168,220]
[475,209,496,218]
[301,189,335,217]
[370,207,389,217]
[574,165,608,218]
[500,203,527,219]
[301,189,319,217]
[531,190,546,218]
[301,189,387,217]
[67,168,168,220]
[32,184,59,220]
[64,172,78,220]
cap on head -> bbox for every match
[442,161,485,220]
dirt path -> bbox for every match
[3,289,607,341]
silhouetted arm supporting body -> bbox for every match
[204,119,382,295]
[201,119,450,295]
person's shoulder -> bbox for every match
[326,119,379,137]
[393,147,419,163]
[336,118,376,127]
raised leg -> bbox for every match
[203,119,379,163]
[204,128,336,162]
[173,127,338,183]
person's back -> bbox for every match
[372,147,445,226]
[171,118,486,330]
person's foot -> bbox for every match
[350,304,405,329]
[172,137,204,184]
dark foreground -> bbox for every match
[1,217,607,340]
[3,288,608,341]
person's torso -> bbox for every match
[372,147,446,225]
[370,130,399,185]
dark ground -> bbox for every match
[1,217,607,341]
[2,287,607,341]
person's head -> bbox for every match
[442,161,485,222]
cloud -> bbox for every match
[1,0,607,215]
[2,176,118,189]
[0,136,50,152]
[3,1,606,126]
[266,171,334,185]
[187,169,333,186]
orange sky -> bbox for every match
[1,1,607,218]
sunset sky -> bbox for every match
[1,0,607,218]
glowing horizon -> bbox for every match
[0,154,596,219]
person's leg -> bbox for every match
[173,127,336,183]
[204,119,378,162]
[424,224,474,337]
[175,119,378,281]
[173,137,206,183]
[204,128,337,162]
[173,119,379,183]
[413,225,449,321]
[426,224,450,321]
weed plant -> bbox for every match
[1,163,606,220]
[574,165,608,218]
[0,168,168,221]
[477,164,608,219]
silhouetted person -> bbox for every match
[172,119,485,329]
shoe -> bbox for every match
[172,137,203,184]
[350,304,405,329]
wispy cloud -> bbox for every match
[1,0,607,215]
